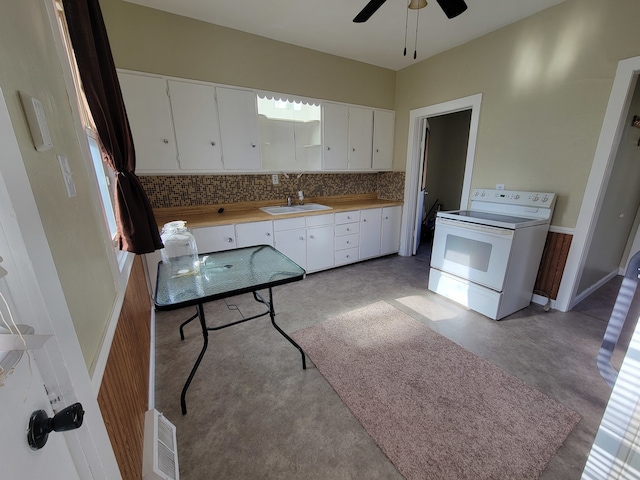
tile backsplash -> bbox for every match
[140,172,405,208]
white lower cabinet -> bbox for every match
[273,214,334,272]
[274,217,307,268]
[381,206,402,255]
[359,208,383,260]
[335,210,360,266]
[306,217,334,272]
[192,224,236,253]
[145,206,402,293]
[235,220,274,248]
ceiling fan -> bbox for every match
[353,0,468,23]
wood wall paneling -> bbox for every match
[534,232,573,300]
[98,255,151,480]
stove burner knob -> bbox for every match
[533,196,539,202]
[542,196,548,202]
[481,192,486,197]
[514,194,520,199]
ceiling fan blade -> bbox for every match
[353,0,388,23]
[435,0,468,19]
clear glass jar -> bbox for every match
[160,221,200,277]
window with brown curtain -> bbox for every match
[61,0,163,254]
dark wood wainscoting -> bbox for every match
[98,255,151,480]
[534,231,573,300]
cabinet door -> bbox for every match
[373,110,395,171]
[118,72,178,172]
[348,107,373,170]
[275,228,307,269]
[322,102,348,170]
[381,206,402,255]
[192,225,236,253]
[235,221,274,248]
[216,87,261,170]
[168,80,223,171]
[307,225,335,272]
[359,208,382,260]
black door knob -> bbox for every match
[27,402,84,450]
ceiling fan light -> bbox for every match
[408,0,427,10]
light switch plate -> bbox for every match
[272,174,279,185]
[57,155,77,197]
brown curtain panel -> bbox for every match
[62,0,163,254]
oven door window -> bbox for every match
[430,219,514,291]
[444,235,492,272]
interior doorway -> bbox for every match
[400,94,483,258]
[556,56,640,312]
[414,110,472,263]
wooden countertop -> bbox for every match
[154,194,403,229]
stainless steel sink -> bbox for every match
[259,203,332,215]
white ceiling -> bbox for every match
[124,0,566,71]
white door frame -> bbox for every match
[412,118,429,255]
[0,87,121,478]
[400,93,482,257]
[556,56,640,311]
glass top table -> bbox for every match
[154,245,307,414]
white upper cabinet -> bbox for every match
[216,87,261,171]
[168,80,223,171]
[118,72,178,172]
[373,110,395,171]
[348,106,373,170]
[322,102,349,170]
[118,70,394,174]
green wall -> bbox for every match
[0,1,117,370]
[100,0,396,110]
[395,0,640,227]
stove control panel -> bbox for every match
[471,189,556,208]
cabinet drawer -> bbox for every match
[335,222,360,236]
[274,217,306,231]
[335,234,359,251]
[335,247,359,266]
[335,210,360,225]
[306,213,334,227]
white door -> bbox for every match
[0,258,79,479]
[0,87,120,478]
[413,119,429,255]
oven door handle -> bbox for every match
[437,217,514,236]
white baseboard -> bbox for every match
[571,269,619,308]
[149,308,156,409]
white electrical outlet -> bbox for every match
[272,174,279,185]
[496,184,505,190]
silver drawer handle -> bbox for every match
[266,232,271,236]
[346,228,350,231]
[299,236,304,241]
[211,141,216,146]
[346,241,351,244]
[226,238,233,243]
[163,138,169,144]
[309,235,315,239]
[346,255,350,258]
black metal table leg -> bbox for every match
[179,308,199,340]
[181,303,208,415]
[255,288,306,370]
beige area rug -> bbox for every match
[292,301,581,480]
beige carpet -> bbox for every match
[292,301,582,480]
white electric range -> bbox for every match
[428,188,556,320]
